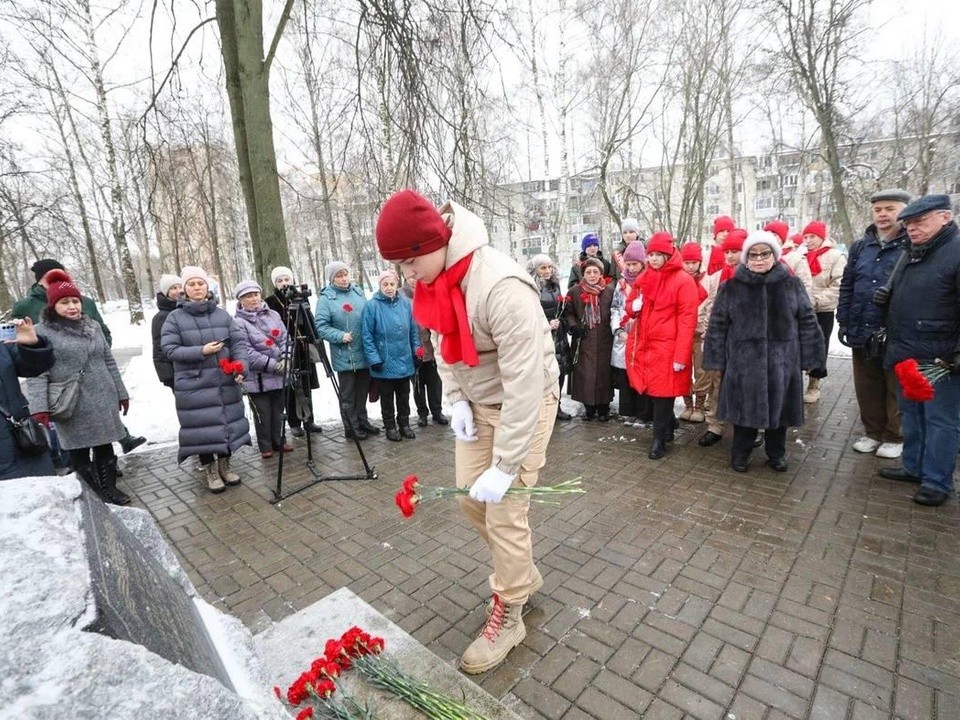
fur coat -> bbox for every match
[703,262,825,429]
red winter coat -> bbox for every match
[624,251,699,398]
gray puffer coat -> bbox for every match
[26,317,127,450]
[161,296,251,462]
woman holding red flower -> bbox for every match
[314,261,378,441]
[233,280,293,458]
[160,266,251,493]
[566,257,615,420]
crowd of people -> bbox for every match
[3,186,958,676]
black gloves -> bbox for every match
[837,326,850,347]
[873,287,891,308]
[939,352,960,374]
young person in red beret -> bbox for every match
[624,232,699,459]
[375,189,560,675]
[802,220,846,402]
[679,243,710,423]
[707,216,736,275]
[697,228,747,447]
[764,221,814,303]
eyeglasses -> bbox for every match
[747,251,774,260]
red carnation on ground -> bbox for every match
[343,303,353,313]
[295,708,314,720]
[273,686,281,700]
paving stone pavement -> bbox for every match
[118,356,960,719]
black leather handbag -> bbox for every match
[0,402,50,455]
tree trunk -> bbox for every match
[216,0,293,286]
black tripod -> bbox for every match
[271,294,376,503]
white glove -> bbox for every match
[469,466,516,503]
[672,362,685,372]
[450,399,477,442]
[631,298,642,312]
[274,359,287,374]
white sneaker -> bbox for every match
[852,437,881,453]
[876,442,903,459]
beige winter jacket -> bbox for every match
[433,201,560,475]
[807,239,846,312]
[780,242,815,304]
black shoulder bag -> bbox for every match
[0,402,50,455]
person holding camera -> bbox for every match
[266,266,323,436]
[161,266,251,494]
[836,189,910,460]
[24,272,131,503]
[1,317,56,481]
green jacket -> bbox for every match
[12,284,113,347]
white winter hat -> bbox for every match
[233,279,262,299]
[621,217,641,234]
[179,265,210,287]
[158,274,181,296]
[741,231,782,265]
[270,266,294,287]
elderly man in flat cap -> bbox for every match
[873,194,960,506]
[837,189,911,460]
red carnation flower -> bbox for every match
[415,347,425,359]
[264,338,274,347]
[343,303,354,313]
[395,489,416,518]
[556,294,564,303]
[271,328,281,337]
[580,292,591,303]
[273,686,281,700]
[295,708,314,720]
[314,679,336,698]
[231,361,245,374]
[286,678,307,706]
[402,474,419,493]
[894,359,935,402]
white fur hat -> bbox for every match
[270,266,294,287]
[742,231,782,264]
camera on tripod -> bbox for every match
[281,283,312,303]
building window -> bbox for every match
[755,196,774,210]
[783,174,798,187]
[706,204,720,216]
[706,183,720,196]
[756,179,772,191]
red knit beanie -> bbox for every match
[764,220,789,243]
[680,243,703,262]
[45,270,82,307]
[713,216,735,237]
[801,220,827,240]
[720,229,748,252]
[647,232,675,256]
[375,189,452,261]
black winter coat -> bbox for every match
[836,225,907,348]
[703,262,825,429]
[161,296,252,462]
[884,221,960,369]
[536,278,573,376]
[266,289,321,390]
[152,292,179,387]
[0,338,55,480]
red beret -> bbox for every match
[45,270,82,308]
[801,220,827,240]
[680,243,703,262]
[375,189,452,261]
[764,220,789,243]
[647,232,675,256]
[721,229,748,252]
[713,216,736,236]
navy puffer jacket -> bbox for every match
[0,339,55,480]
[161,296,251,462]
[836,225,907,348]
[884,222,960,369]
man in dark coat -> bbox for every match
[837,189,910,460]
[265,266,323,436]
[874,194,960,506]
[0,318,56,480]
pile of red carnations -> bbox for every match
[278,625,490,719]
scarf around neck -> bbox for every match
[578,278,604,329]
[806,246,831,276]
[412,253,479,367]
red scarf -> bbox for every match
[578,279,604,329]
[690,274,708,303]
[412,253,479,367]
[806,246,830,276]
[718,263,737,284]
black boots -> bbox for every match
[649,438,667,460]
[119,433,146,454]
[78,457,130,505]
